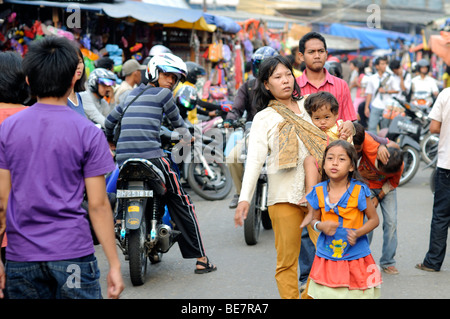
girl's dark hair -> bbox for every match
[0,51,29,104]
[254,55,302,112]
[74,46,86,92]
[22,36,78,98]
[320,139,367,184]
[304,91,339,116]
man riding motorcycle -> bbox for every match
[105,53,217,274]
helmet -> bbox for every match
[87,68,116,95]
[417,59,430,68]
[251,46,279,77]
[175,85,197,111]
[146,53,187,89]
[185,62,206,85]
[149,45,172,58]
[324,61,343,79]
[417,59,430,73]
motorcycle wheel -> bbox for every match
[399,145,420,186]
[128,220,148,286]
[244,189,261,245]
[421,133,439,165]
[187,157,232,201]
[261,209,272,230]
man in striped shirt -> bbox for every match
[105,53,217,274]
[296,32,357,122]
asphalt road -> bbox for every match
[95,161,450,300]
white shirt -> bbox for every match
[392,70,412,101]
[411,75,439,96]
[428,88,450,170]
[239,99,311,206]
[365,72,399,109]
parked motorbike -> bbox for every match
[380,97,423,186]
[237,121,272,245]
[168,86,233,201]
[421,133,439,165]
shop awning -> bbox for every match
[3,0,217,31]
[328,23,420,51]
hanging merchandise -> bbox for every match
[208,40,223,62]
[234,42,243,89]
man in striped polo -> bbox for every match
[105,53,217,274]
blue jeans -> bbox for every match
[298,227,315,285]
[367,188,398,268]
[367,106,389,134]
[5,254,102,299]
[423,168,450,271]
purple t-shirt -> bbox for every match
[0,103,116,262]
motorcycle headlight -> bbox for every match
[415,111,423,119]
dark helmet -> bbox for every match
[87,68,116,95]
[185,62,206,85]
[251,46,279,77]
[324,61,343,79]
[175,85,197,111]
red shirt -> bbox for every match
[296,68,357,122]
[358,133,403,189]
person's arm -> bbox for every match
[85,175,124,299]
[80,92,107,128]
[0,168,10,299]
[310,208,339,236]
[234,113,269,227]
[347,196,379,246]
[429,119,441,134]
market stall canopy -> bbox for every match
[202,13,241,34]
[328,23,420,51]
[3,0,217,31]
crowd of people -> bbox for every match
[0,28,449,300]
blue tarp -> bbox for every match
[327,23,421,51]
[202,13,241,34]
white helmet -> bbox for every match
[149,44,172,58]
[146,53,187,88]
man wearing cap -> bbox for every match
[115,59,146,105]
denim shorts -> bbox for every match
[5,254,102,299]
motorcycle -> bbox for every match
[380,97,423,186]
[114,153,180,286]
[237,121,272,245]
[421,133,439,165]
[168,86,233,201]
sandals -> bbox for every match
[415,263,437,272]
[195,257,217,274]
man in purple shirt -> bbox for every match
[0,37,124,299]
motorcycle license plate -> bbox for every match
[116,189,153,198]
[397,120,419,135]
